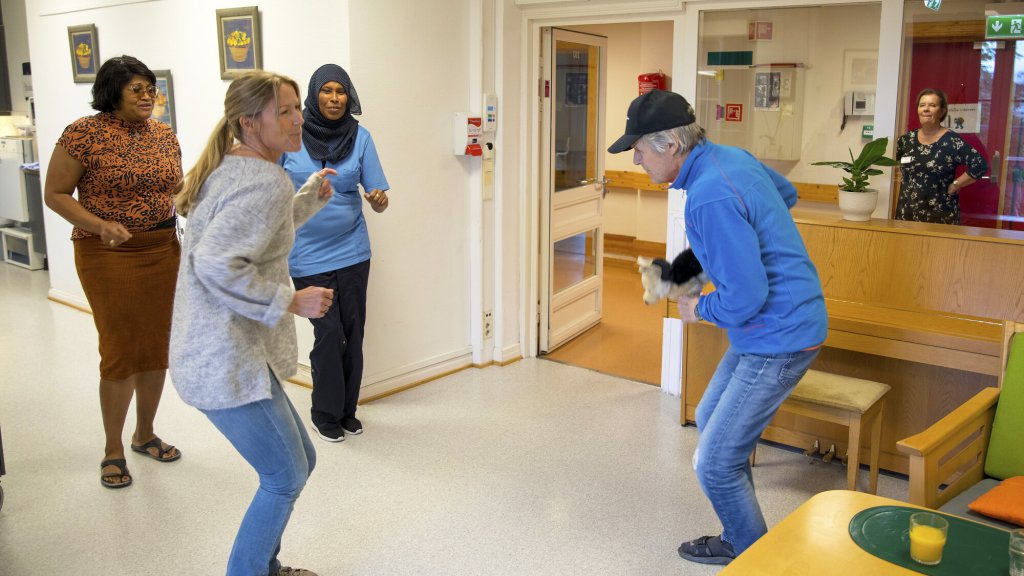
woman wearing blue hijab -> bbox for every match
[282,64,390,443]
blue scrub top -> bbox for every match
[282,125,389,277]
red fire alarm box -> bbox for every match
[638,72,668,95]
[453,113,483,156]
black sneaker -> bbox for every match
[678,534,736,565]
[341,417,363,435]
[312,423,344,443]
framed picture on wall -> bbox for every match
[67,24,99,83]
[151,70,177,132]
[843,50,878,93]
[216,7,261,80]
[754,71,780,110]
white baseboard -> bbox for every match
[293,347,476,401]
[48,289,91,313]
[49,290,480,403]
[495,342,523,364]
[291,364,313,387]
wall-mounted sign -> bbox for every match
[754,72,781,110]
[707,51,753,66]
[725,104,743,122]
[748,21,773,41]
[943,103,980,133]
[986,15,1024,39]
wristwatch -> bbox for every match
[693,302,704,323]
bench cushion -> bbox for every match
[986,333,1024,479]
[968,475,1024,528]
[938,478,1019,530]
[789,369,890,413]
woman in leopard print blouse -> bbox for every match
[44,55,183,489]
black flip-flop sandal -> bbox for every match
[130,437,181,463]
[100,458,133,489]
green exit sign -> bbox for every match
[987,15,1024,39]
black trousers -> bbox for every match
[292,259,370,429]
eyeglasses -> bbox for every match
[127,83,159,98]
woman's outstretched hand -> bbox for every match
[315,168,338,200]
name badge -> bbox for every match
[901,156,913,164]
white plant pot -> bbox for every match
[837,189,878,222]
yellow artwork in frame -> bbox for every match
[216,7,262,80]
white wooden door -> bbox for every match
[540,28,608,352]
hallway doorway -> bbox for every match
[543,259,664,385]
[536,21,675,386]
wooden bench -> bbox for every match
[681,298,1007,476]
[777,369,891,494]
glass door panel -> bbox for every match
[552,230,597,294]
[901,0,1021,229]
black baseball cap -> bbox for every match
[607,90,696,154]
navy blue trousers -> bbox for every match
[292,259,370,429]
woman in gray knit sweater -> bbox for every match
[170,71,334,576]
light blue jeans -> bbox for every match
[693,346,820,555]
[202,374,316,576]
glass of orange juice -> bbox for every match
[909,512,948,565]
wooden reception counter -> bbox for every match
[676,203,1024,474]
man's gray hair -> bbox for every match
[640,123,706,156]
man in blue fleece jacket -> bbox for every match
[609,90,828,565]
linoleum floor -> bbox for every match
[544,260,664,385]
[0,263,908,575]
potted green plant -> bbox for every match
[811,137,899,221]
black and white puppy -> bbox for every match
[637,249,709,305]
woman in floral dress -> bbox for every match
[895,88,988,225]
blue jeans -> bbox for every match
[693,346,820,555]
[202,375,316,576]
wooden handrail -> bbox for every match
[606,171,841,204]
[910,20,986,42]
[795,182,837,203]
[604,170,668,192]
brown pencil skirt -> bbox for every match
[74,227,180,381]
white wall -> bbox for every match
[497,0,523,361]
[14,0,909,391]
[775,5,882,189]
[27,0,482,397]
[683,1,895,211]
[574,21,673,245]
[348,0,476,380]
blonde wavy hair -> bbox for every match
[175,71,300,216]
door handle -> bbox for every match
[580,177,612,199]
[981,151,1001,185]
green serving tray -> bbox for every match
[849,505,1010,575]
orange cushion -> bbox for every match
[968,476,1024,527]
